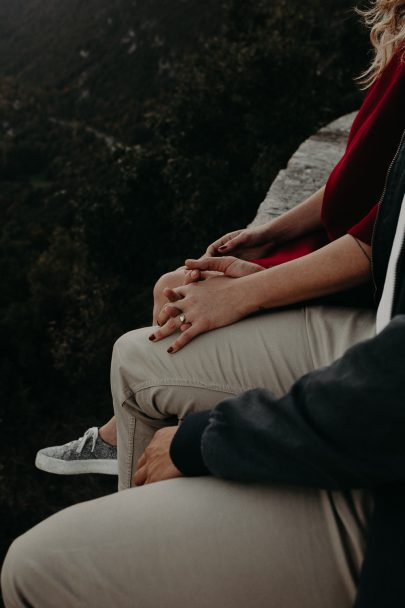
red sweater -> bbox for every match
[252,49,405,269]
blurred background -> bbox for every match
[0,0,369,572]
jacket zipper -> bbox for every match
[370,126,405,298]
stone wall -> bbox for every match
[250,112,356,225]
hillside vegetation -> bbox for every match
[0,0,226,138]
[0,0,369,566]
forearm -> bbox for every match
[236,234,371,314]
[269,186,325,245]
[171,316,405,488]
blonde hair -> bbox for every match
[357,0,405,87]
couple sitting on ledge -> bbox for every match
[2,3,405,607]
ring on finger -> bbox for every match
[179,313,186,324]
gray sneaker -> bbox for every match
[35,427,118,475]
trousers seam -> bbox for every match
[125,416,135,489]
[125,378,255,399]
[303,306,317,371]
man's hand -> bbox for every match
[133,427,182,486]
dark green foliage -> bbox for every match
[0,0,370,571]
[0,0,227,141]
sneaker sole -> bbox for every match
[35,453,118,475]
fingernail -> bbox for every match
[167,347,173,353]
[218,245,227,250]
[149,334,156,341]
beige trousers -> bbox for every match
[2,478,373,608]
[111,305,376,489]
[2,305,376,608]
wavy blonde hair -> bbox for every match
[357,0,405,86]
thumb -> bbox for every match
[185,256,235,273]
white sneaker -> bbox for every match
[35,427,118,475]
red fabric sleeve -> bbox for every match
[250,228,329,269]
[347,203,379,244]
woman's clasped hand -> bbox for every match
[205,223,277,259]
[150,256,264,353]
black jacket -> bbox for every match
[171,131,405,606]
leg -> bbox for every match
[1,477,373,608]
[152,267,188,324]
[34,267,189,473]
[95,268,190,447]
[111,305,375,489]
[99,416,117,445]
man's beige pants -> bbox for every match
[2,305,376,608]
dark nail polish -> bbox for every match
[167,347,173,353]
[149,334,156,341]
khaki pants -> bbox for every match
[111,305,375,489]
[2,305,376,608]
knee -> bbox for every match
[112,327,149,370]
[1,539,19,607]
[1,535,45,608]
[153,267,185,301]
[111,327,154,405]
[152,268,185,325]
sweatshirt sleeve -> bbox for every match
[170,411,211,476]
[195,315,405,489]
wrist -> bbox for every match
[231,273,267,317]
[244,261,266,275]
[265,217,291,247]
[234,270,273,315]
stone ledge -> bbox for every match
[250,111,357,226]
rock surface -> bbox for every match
[250,111,357,225]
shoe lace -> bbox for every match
[75,427,99,455]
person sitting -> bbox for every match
[2,117,405,608]
[35,0,405,478]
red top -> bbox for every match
[252,49,405,269]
